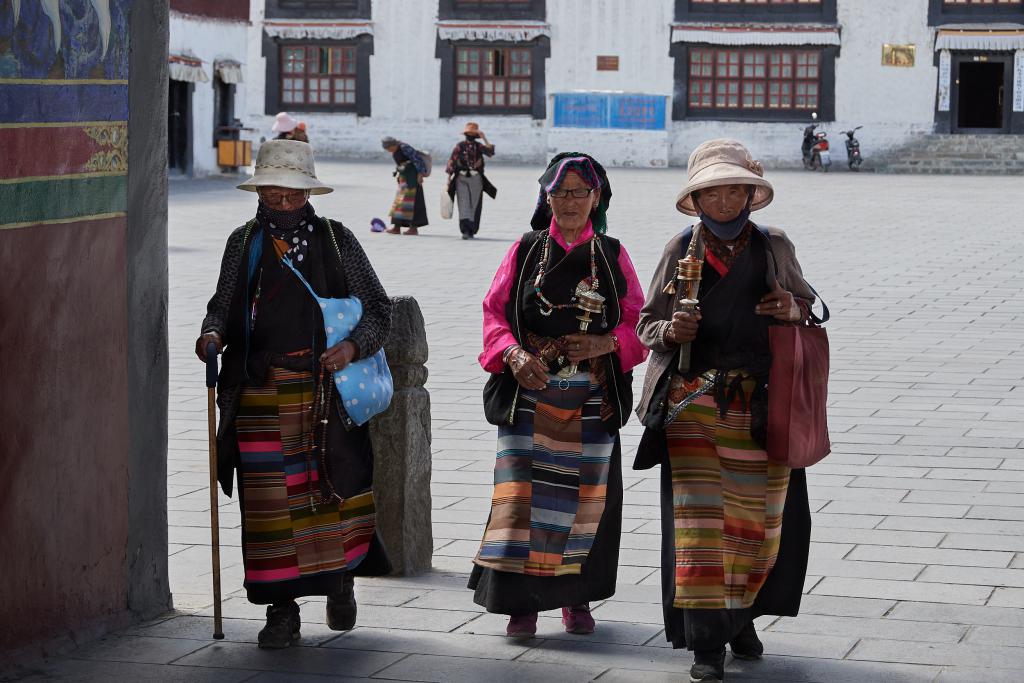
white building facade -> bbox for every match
[168,1,250,176]
[242,0,1024,167]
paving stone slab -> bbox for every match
[372,653,605,683]
[172,641,405,677]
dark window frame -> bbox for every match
[212,77,237,147]
[675,0,837,23]
[927,0,1023,25]
[265,0,371,19]
[262,33,374,116]
[436,37,550,119]
[670,43,837,122]
[438,0,546,20]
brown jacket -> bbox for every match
[634,224,815,425]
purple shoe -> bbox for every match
[561,604,595,634]
[506,613,538,638]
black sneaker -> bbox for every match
[729,621,764,660]
[257,601,300,649]
[690,647,726,682]
[326,573,357,631]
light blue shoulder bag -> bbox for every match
[281,257,393,426]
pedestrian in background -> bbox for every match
[381,136,429,235]
[469,152,648,638]
[272,112,300,140]
[194,140,392,649]
[634,139,813,683]
[445,122,496,239]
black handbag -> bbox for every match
[482,368,519,426]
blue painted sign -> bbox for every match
[553,93,667,131]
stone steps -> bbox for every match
[877,134,1024,174]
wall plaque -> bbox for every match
[596,55,619,71]
[882,44,916,67]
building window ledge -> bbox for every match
[435,20,550,43]
[263,19,373,41]
[670,22,841,47]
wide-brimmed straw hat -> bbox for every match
[463,121,482,137]
[676,139,773,216]
[272,112,298,133]
[237,139,333,194]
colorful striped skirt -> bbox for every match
[389,178,417,223]
[236,366,376,597]
[474,372,615,577]
[665,375,790,610]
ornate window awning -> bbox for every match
[168,53,209,83]
[934,24,1024,51]
[670,23,841,47]
[263,20,373,41]
[214,59,244,84]
[436,20,550,42]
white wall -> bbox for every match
[169,10,250,176]
[241,0,944,168]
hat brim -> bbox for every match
[237,171,333,195]
[675,165,773,216]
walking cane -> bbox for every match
[205,342,225,640]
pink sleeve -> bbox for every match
[613,245,649,372]
[479,240,522,373]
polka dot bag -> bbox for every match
[282,258,394,425]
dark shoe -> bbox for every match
[461,232,471,239]
[506,613,538,638]
[729,621,763,660]
[257,601,300,649]
[459,219,470,237]
[385,226,401,234]
[326,574,357,631]
[403,227,419,235]
[561,604,595,634]
[689,647,726,682]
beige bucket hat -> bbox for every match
[237,139,333,195]
[675,138,773,216]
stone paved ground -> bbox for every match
[13,163,1024,682]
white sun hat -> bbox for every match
[675,138,773,216]
[271,111,298,133]
[237,139,334,194]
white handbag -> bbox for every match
[440,187,454,220]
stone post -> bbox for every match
[369,296,433,575]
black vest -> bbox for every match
[484,229,633,430]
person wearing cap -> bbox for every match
[194,140,393,649]
[291,121,309,143]
[468,152,648,639]
[381,136,429,235]
[444,122,496,239]
[634,139,814,682]
[272,112,300,140]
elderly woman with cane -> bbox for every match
[468,152,648,638]
[195,139,393,649]
[634,139,814,682]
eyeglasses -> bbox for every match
[549,187,595,199]
[260,189,308,205]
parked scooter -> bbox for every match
[840,126,863,171]
[801,114,831,172]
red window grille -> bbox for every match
[455,47,532,112]
[280,45,357,108]
[689,47,820,111]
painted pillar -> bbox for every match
[0,0,170,656]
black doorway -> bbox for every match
[168,80,191,173]
[954,57,1009,132]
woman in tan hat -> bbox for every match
[634,139,814,682]
[194,139,393,649]
[444,122,496,239]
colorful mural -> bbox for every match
[0,0,130,229]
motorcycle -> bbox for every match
[801,115,831,172]
[840,126,863,171]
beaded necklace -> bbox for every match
[533,229,599,316]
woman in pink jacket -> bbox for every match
[468,152,648,639]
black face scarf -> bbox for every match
[698,207,751,241]
[257,200,316,263]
